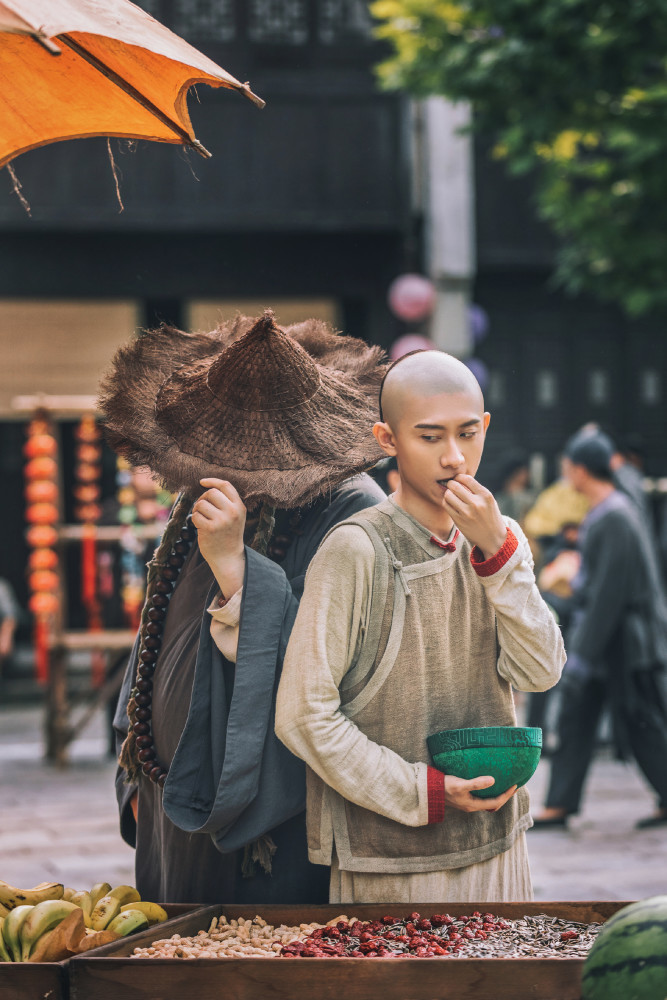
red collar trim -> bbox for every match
[430,529,460,553]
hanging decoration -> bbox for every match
[389,333,436,361]
[23,412,60,684]
[388,273,437,323]
[73,414,105,687]
[116,458,173,629]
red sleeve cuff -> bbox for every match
[427,766,445,824]
[470,528,518,578]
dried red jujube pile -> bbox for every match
[280,911,510,958]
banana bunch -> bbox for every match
[0,879,168,961]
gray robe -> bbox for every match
[113,474,385,904]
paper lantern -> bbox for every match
[28,592,60,616]
[75,463,100,483]
[75,416,102,443]
[29,570,60,593]
[74,503,102,523]
[23,434,57,459]
[389,334,436,361]
[73,484,101,503]
[388,274,436,322]
[25,480,59,504]
[26,502,59,525]
[77,443,102,464]
[26,524,58,548]
[29,548,59,571]
[25,456,58,481]
[27,418,51,436]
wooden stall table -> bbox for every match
[46,628,136,766]
[69,900,627,1000]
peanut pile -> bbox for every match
[131,914,339,960]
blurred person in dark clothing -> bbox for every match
[528,522,581,735]
[370,456,400,496]
[533,430,667,829]
[494,449,538,527]
[0,578,18,670]
[610,432,652,523]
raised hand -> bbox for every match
[192,479,247,597]
[442,474,507,559]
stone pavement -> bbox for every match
[0,703,665,902]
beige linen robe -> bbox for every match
[274,498,565,903]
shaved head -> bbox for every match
[380,351,484,428]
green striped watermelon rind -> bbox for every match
[581,896,667,1000]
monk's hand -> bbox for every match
[193,479,247,597]
[444,775,518,813]
[442,474,507,560]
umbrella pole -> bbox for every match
[56,35,212,158]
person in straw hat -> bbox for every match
[99,310,386,904]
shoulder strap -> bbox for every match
[324,515,393,693]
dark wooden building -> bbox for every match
[473,148,667,483]
[0,0,414,613]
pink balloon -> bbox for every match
[389,334,435,361]
[388,273,436,322]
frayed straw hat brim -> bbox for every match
[99,311,386,509]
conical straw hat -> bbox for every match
[99,310,386,508]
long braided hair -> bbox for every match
[118,495,276,782]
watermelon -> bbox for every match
[581,896,667,1000]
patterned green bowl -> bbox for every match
[427,726,542,799]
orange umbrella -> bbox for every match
[0,0,264,170]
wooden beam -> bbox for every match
[58,524,163,542]
[10,393,99,416]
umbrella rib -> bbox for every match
[57,34,212,158]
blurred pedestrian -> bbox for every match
[523,459,590,565]
[533,430,667,829]
[610,432,652,523]
[494,449,538,527]
[0,577,18,671]
[527,522,581,736]
[370,455,400,495]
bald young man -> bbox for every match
[276,351,565,903]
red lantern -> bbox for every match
[29,570,60,593]
[77,443,102,463]
[25,456,58,481]
[26,524,58,548]
[29,548,59,571]
[23,434,57,459]
[28,592,60,616]
[26,502,59,525]
[74,416,101,443]
[75,463,100,483]
[25,480,59,504]
[73,484,101,503]
[27,418,51,435]
[74,503,102,523]
[388,274,437,322]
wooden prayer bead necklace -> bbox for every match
[131,509,303,785]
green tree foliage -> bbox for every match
[372,0,667,315]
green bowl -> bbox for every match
[427,726,542,799]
